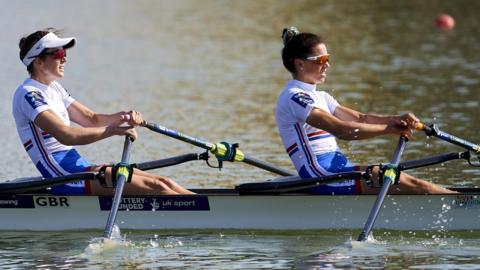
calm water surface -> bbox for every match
[1,0,480,269]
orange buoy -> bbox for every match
[436,14,455,30]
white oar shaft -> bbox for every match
[103,136,133,239]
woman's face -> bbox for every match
[35,48,67,82]
[297,43,330,84]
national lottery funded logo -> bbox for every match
[24,91,48,109]
[99,196,210,211]
[291,92,314,108]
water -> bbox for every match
[1,230,480,269]
[1,0,480,268]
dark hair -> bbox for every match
[281,27,323,74]
[19,28,61,74]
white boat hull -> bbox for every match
[1,191,479,231]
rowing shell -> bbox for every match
[1,188,479,231]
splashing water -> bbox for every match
[82,225,131,256]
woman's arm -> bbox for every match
[67,101,129,127]
[334,105,419,127]
[34,109,137,146]
[306,107,411,140]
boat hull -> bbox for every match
[1,191,479,231]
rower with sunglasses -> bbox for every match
[276,27,453,195]
[13,28,194,195]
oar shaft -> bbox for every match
[357,136,407,241]
[416,123,480,153]
[143,122,215,151]
[391,138,407,164]
[0,173,97,194]
[134,153,201,171]
[120,137,133,161]
[399,152,467,171]
[1,153,202,194]
[103,136,133,239]
[236,171,364,194]
[243,156,294,176]
[435,131,480,152]
[143,121,295,176]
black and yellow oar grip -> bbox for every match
[213,143,245,162]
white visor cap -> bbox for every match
[22,32,76,66]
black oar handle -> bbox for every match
[357,136,408,241]
[415,122,436,136]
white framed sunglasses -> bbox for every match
[304,54,329,65]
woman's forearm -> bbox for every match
[89,112,127,127]
[54,126,112,145]
[358,113,398,125]
[307,108,401,140]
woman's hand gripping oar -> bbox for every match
[140,121,295,176]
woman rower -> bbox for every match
[276,27,453,194]
[13,28,193,195]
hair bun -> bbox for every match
[282,26,299,45]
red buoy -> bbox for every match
[436,14,455,30]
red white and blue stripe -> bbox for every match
[23,140,33,152]
[292,123,330,177]
[286,143,298,157]
[307,130,333,141]
[28,122,66,177]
